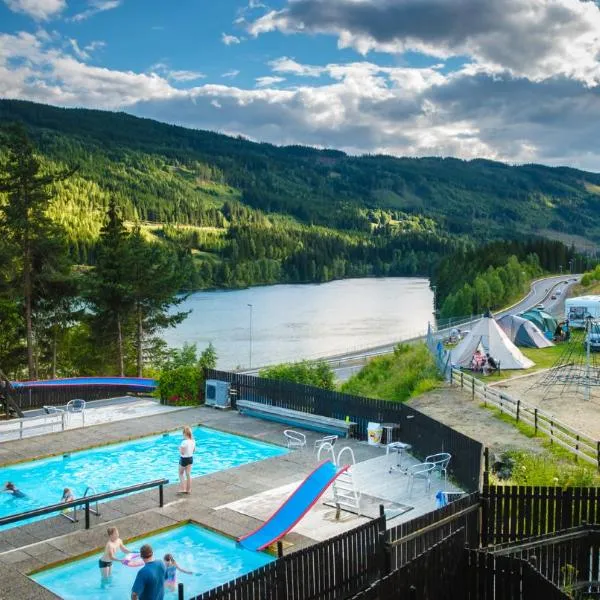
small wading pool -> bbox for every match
[0,427,286,529]
[32,522,275,599]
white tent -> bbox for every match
[451,312,535,370]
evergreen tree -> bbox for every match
[85,199,132,375]
[127,227,189,376]
[0,124,74,377]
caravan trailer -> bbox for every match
[565,295,600,328]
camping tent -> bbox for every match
[520,310,557,337]
[497,314,554,348]
[451,312,535,370]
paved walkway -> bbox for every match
[0,406,383,599]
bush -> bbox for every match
[340,343,441,402]
[158,365,203,406]
[259,360,335,390]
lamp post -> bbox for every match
[247,303,253,369]
[569,259,574,274]
[431,285,437,315]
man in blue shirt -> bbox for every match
[131,544,166,600]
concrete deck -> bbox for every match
[0,406,460,599]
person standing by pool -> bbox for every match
[131,544,166,600]
[99,527,131,579]
[2,482,26,499]
[178,426,195,494]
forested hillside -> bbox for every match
[1,99,599,290]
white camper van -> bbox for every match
[565,295,600,329]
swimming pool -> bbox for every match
[32,522,274,599]
[0,427,286,528]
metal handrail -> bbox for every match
[84,485,100,517]
[0,478,168,529]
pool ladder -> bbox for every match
[60,485,101,523]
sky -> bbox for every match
[1,0,600,170]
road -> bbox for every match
[239,274,581,381]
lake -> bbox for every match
[163,277,434,370]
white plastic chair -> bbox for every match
[66,399,86,426]
[406,462,435,497]
[313,434,338,453]
[284,430,306,450]
[425,453,452,487]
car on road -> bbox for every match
[536,303,545,310]
[551,295,557,300]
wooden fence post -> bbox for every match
[550,419,554,444]
[461,372,464,389]
[378,504,391,577]
[472,378,475,402]
[534,409,538,435]
[597,441,600,472]
[516,400,520,423]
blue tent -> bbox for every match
[498,315,554,348]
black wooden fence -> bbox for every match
[482,475,600,546]
[206,370,484,492]
[191,514,384,600]
[350,528,467,600]
[490,526,600,597]
[10,384,139,410]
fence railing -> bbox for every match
[482,478,600,547]
[350,528,467,600]
[0,410,70,441]
[462,549,570,599]
[385,492,480,571]
[490,525,600,594]
[207,370,484,492]
[450,367,600,468]
[0,478,168,529]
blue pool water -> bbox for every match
[0,427,286,528]
[32,522,275,599]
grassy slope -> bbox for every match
[339,343,441,401]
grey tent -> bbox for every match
[520,310,557,337]
[497,314,554,348]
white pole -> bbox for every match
[247,303,253,369]
[586,318,592,401]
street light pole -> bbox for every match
[247,303,253,369]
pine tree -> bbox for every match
[127,227,189,376]
[0,124,75,377]
[85,199,132,375]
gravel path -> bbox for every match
[408,384,547,456]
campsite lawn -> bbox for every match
[468,337,586,382]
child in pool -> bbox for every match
[164,553,193,590]
[2,482,26,499]
[99,527,131,579]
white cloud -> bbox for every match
[270,57,324,77]
[3,29,600,170]
[148,63,205,82]
[222,33,241,45]
[3,0,66,20]
[168,70,205,82]
[255,75,285,87]
[68,38,105,61]
[222,69,240,78]
[70,0,121,22]
[250,0,600,86]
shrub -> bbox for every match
[259,360,335,390]
[158,365,203,406]
[340,343,441,402]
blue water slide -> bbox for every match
[238,460,347,551]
